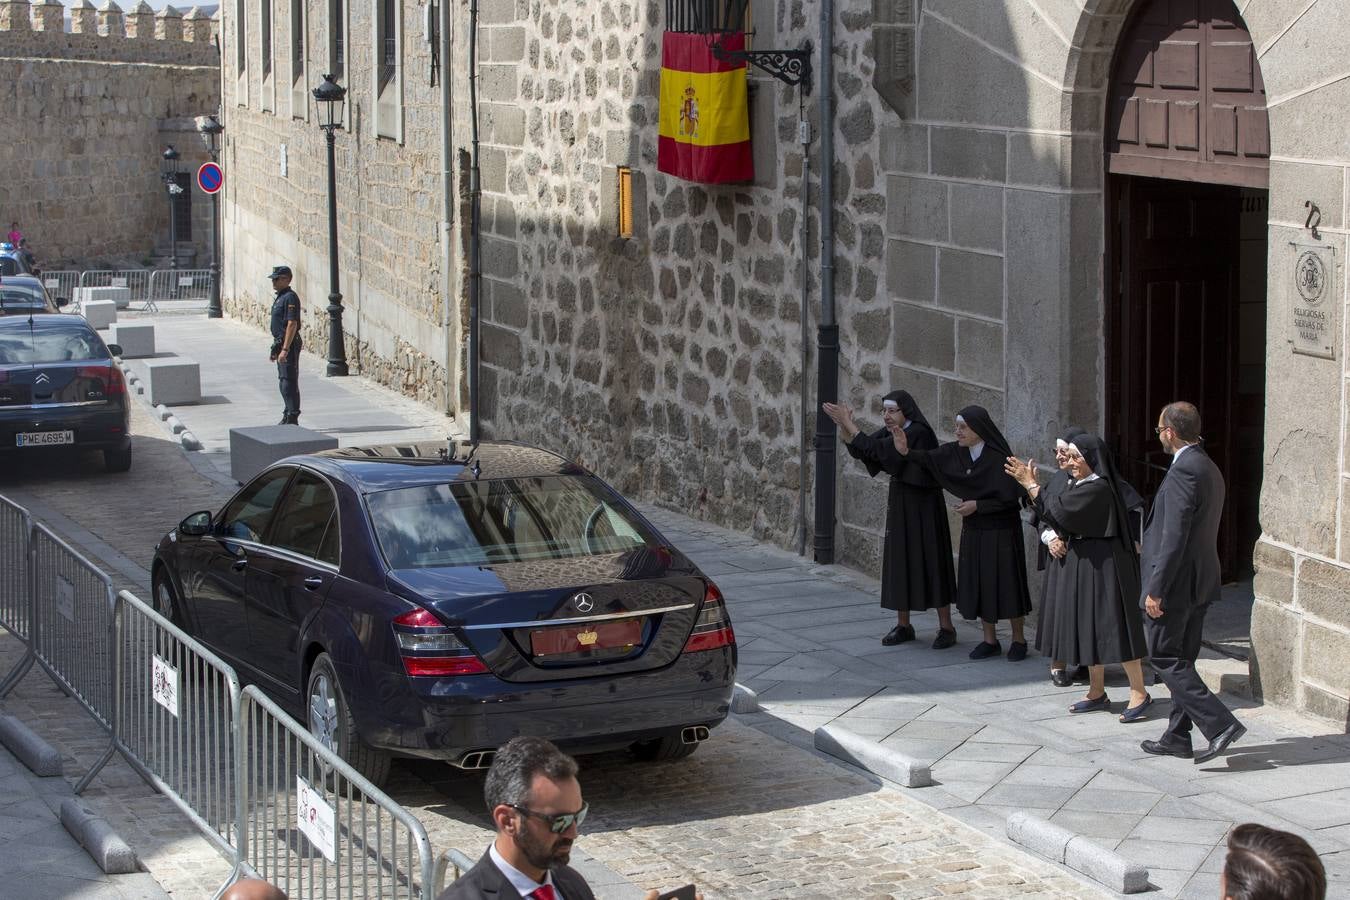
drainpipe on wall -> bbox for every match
[438,0,454,416]
[798,106,811,558]
[466,0,482,442]
[812,0,838,564]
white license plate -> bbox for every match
[16,431,74,447]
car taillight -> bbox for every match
[75,364,124,397]
[392,607,488,676]
[683,581,736,653]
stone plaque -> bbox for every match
[1289,242,1337,359]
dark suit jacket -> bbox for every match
[436,849,597,900]
[1140,445,1225,609]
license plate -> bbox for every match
[16,430,74,447]
[531,619,642,656]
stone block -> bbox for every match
[82,299,118,330]
[939,379,1004,430]
[878,123,928,175]
[838,522,883,578]
[814,723,933,788]
[889,365,939,422]
[1249,598,1299,706]
[886,239,935,304]
[32,0,63,31]
[1008,132,1066,188]
[931,126,1007,182]
[885,175,948,243]
[0,0,32,31]
[1269,160,1343,230]
[950,182,1004,253]
[839,471,887,532]
[956,317,1004,387]
[1295,557,1350,629]
[1302,682,1350,725]
[77,285,132,309]
[106,323,154,358]
[143,358,201,406]
[893,302,956,372]
[229,425,338,484]
[937,248,1003,319]
[478,64,518,102]
[1064,835,1150,894]
[0,714,62,776]
[480,235,519,280]
[1006,811,1072,863]
[1301,621,1350,698]
[481,322,523,370]
[60,799,139,874]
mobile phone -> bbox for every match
[657,886,696,900]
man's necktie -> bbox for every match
[530,885,557,900]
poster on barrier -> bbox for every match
[152,655,179,718]
[297,776,336,861]
[55,575,75,622]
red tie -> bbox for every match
[530,887,557,900]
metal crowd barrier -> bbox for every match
[78,269,152,306]
[238,685,435,898]
[0,496,34,696]
[146,268,215,312]
[432,848,478,895]
[40,270,80,305]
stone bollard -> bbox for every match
[31,0,62,31]
[97,0,124,37]
[153,4,181,40]
[183,5,210,42]
[124,0,152,37]
[69,0,96,32]
[0,0,32,31]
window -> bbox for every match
[235,0,248,106]
[665,0,750,38]
[219,468,294,544]
[269,471,338,562]
[290,0,306,117]
[373,0,401,140]
[329,0,346,82]
[377,0,396,93]
[617,167,634,239]
[261,0,272,79]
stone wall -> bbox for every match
[0,1,221,267]
[218,0,453,411]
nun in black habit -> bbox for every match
[823,392,957,649]
[1006,434,1152,721]
[891,405,1033,660]
[1030,426,1090,688]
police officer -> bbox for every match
[268,265,302,425]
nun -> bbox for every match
[1006,435,1152,721]
[891,406,1033,660]
[822,392,957,648]
[1031,426,1090,688]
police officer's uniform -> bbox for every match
[269,265,302,424]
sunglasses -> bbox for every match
[509,802,589,834]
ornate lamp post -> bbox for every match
[313,74,348,376]
[196,114,224,319]
[161,145,182,271]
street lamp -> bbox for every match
[196,114,224,319]
[161,145,182,271]
[313,73,348,377]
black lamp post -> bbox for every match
[196,115,224,319]
[313,74,348,377]
[161,145,182,270]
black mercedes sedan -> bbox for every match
[152,442,737,786]
[0,314,131,471]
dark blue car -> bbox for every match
[152,441,737,786]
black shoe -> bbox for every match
[969,640,1002,660]
[1007,641,1028,662]
[278,416,291,425]
[1050,669,1074,688]
[1141,739,1193,759]
[1070,694,1111,714]
[1071,665,1090,683]
[882,624,916,646]
[1194,722,1246,764]
[931,628,957,650]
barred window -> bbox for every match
[261,0,273,79]
[291,0,304,84]
[378,0,397,94]
[235,0,247,75]
[330,0,345,81]
[665,0,750,37]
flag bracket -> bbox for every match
[711,39,814,94]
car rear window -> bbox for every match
[0,284,45,310]
[0,258,19,277]
[0,321,107,364]
[367,475,651,568]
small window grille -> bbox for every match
[665,0,750,39]
[261,0,273,79]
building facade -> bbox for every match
[220,0,1350,727]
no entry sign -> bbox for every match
[196,161,223,195]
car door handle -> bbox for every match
[232,558,248,572]
[303,576,324,590]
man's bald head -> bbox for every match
[221,879,288,900]
[1160,401,1201,444]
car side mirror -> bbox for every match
[106,343,122,357]
[56,296,70,307]
[179,510,213,537]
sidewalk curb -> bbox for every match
[1007,811,1149,894]
[60,797,141,875]
[0,713,64,776]
[730,683,759,713]
[813,722,932,788]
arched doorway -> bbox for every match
[1105,0,1269,579]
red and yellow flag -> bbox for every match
[657,32,754,184]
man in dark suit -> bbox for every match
[1140,402,1245,764]
[436,736,702,900]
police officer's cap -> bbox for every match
[268,265,293,280]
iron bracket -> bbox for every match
[711,39,814,94]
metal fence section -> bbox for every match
[239,685,435,898]
[78,269,152,306]
[40,270,80,304]
[146,268,215,312]
[0,495,34,696]
[431,848,478,895]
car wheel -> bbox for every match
[630,731,701,762]
[151,569,180,625]
[307,653,391,788]
[104,447,132,473]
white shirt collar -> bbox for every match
[1077,472,1100,483]
[1172,443,1196,463]
[968,441,985,462]
[490,842,562,899]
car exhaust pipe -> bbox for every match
[453,750,496,770]
[681,725,710,745]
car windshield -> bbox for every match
[367,475,652,568]
[0,284,45,309]
[0,322,107,364]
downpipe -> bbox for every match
[812,0,838,564]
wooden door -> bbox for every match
[1109,175,1243,578]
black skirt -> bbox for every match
[881,480,956,612]
[956,513,1032,623]
[1042,537,1148,667]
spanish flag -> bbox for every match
[657,31,754,184]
